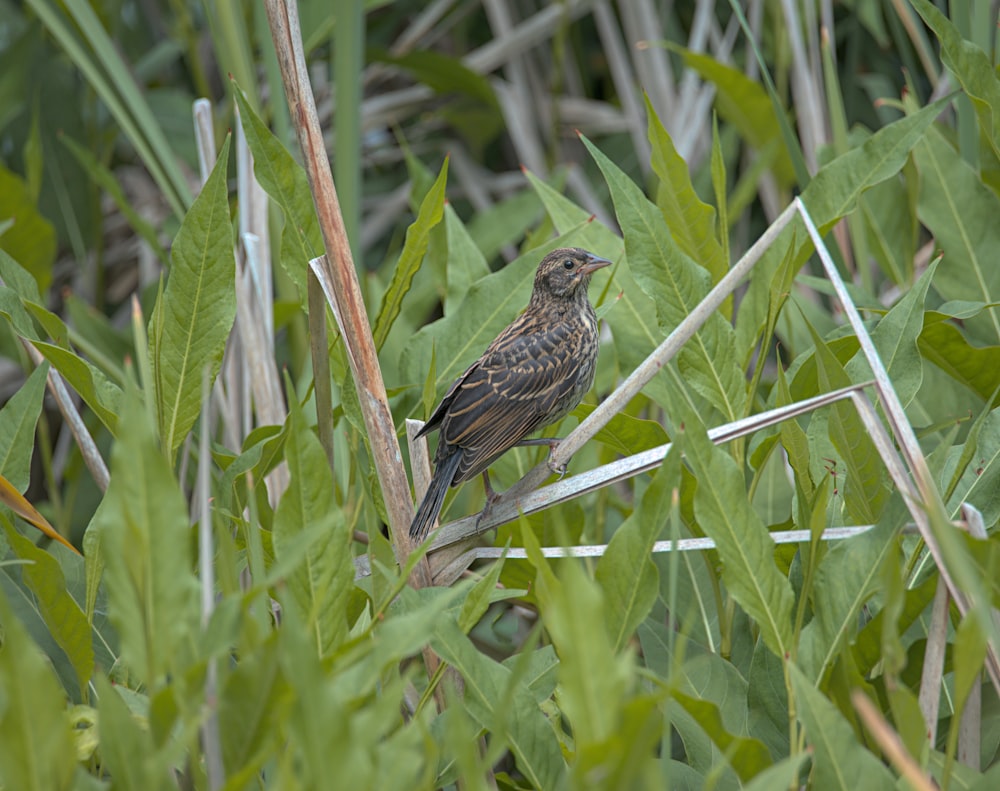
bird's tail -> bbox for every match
[409,450,462,540]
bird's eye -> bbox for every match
[562,259,575,270]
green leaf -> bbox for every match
[0,587,76,791]
[149,134,236,457]
[443,204,491,313]
[0,362,47,492]
[914,127,1000,344]
[432,616,567,790]
[0,524,93,697]
[670,690,773,783]
[372,158,448,350]
[595,442,676,652]
[941,407,1000,527]
[919,314,1000,401]
[910,0,1000,161]
[846,259,938,407]
[90,383,199,685]
[807,323,887,525]
[735,97,948,358]
[584,135,745,420]
[798,503,904,681]
[789,664,895,790]
[94,675,174,791]
[573,403,669,456]
[0,161,56,293]
[234,83,322,302]
[676,409,795,658]
[32,342,122,434]
[273,390,353,658]
[219,634,289,783]
[533,556,631,749]
[646,96,728,285]
[0,247,42,303]
[742,754,808,791]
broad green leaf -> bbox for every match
[0,524,92,695]
[676,408,795,658]
[219,634,289,783]
[735,97,949,359]
[0,247,42,302]
[234,83,322,301]
[645,96,727,286]
[90,384,199,685]
[33,342,122,434]
[0,588,76,791]
[808,324,888,525]
[443,204,490,313]
[94,675,173,791]
[466,187,543,265]
[674,49,795,186]
[910,0,1000,161]
[846,259,938,407]
[0,361,47,491]
[789,664,896,790]
[432,615,567,790]
[372,158,448,350]
[748,637,790,758]
[533,557,631,751]
[273,390,353,658]
[742,754,808,791]
[920,313,1000,401]
[573,403,669,456]
[914,127,1000,344]
[584,136,745,420]
[595,440,676,652]
[941,407,1000,527]
[859,160,918,286]
[798,502,904,681]
[149,135,235,457]
[0,161,56,293]
[457,547,507,634]
[670,690,773,783]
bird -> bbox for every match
[409,247,612,540]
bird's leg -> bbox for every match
[516,437,567,478]
[475,470,503,528]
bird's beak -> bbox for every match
[579,255,613,275]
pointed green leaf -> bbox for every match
[584,136,745,420]
[596,441,676,652]
[807,324,888,525]
[233,83,321,301]
[0,362,47,491]
[914,128,1000,344]
[910,0,1000,161]
[273,391,353,658]
[0,588,76,791]
[919,314,1000,401]
[677,409,795,658]
[846,259,938,407]
[735,97,949,358]
[95,675,174,791]
[32,342,122,434]
[372,158,448,350]
[790,664,895,790]
[646,96,727,284]
[432,615,567,789]
[149,135,236,456]
[91,384,199,685]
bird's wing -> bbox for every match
[440,316,582,482]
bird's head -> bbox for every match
[532,248,612,301]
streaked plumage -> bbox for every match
[409,247,611,540]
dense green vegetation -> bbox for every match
[1,1,1000,788]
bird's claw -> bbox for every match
[547,458,568,478]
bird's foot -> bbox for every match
[516,437,566,477]
[475,471,503,530]
[548,457,568,479]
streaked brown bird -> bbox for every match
[409,247,612,540]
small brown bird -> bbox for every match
[409,247,612,540]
